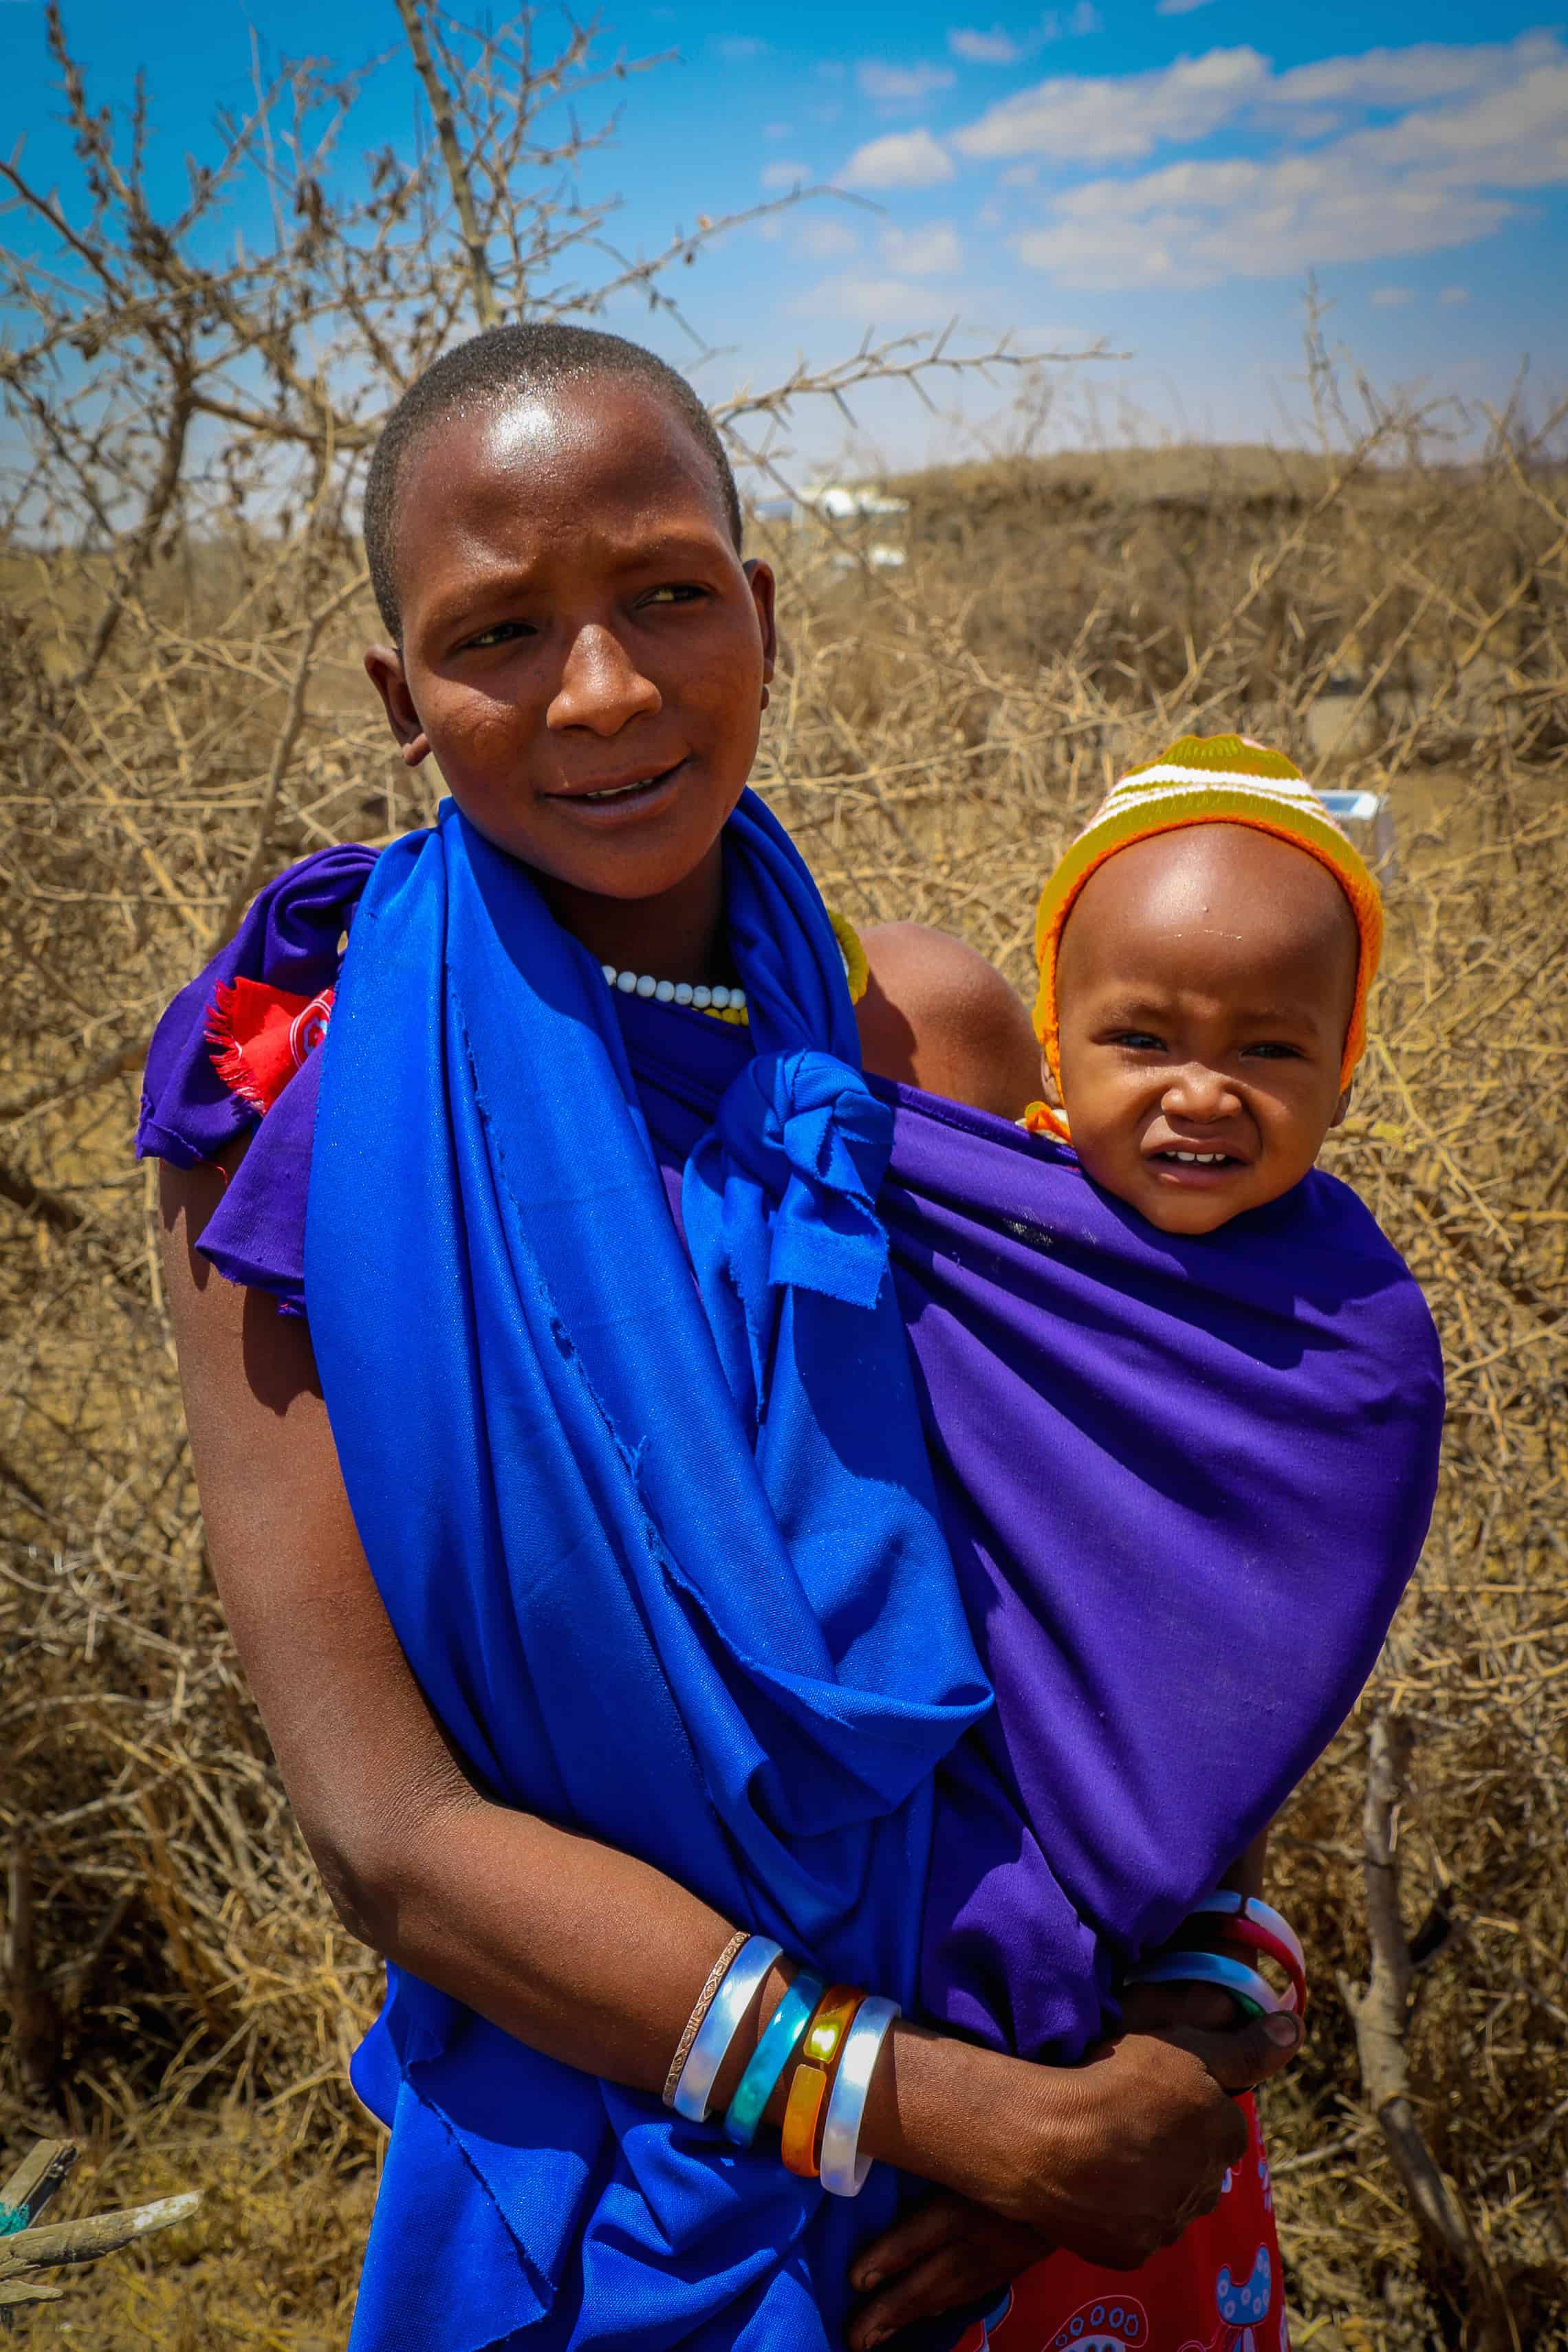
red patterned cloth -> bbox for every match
[954,2098,1287,2352]
[206,977,334,1115]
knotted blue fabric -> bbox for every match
[304,792,991,2351]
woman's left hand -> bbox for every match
[845,1979,1286,2347]
[847,2190,1052,2351]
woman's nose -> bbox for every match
[1162,1063,1240,1122]
[547,624,662,735]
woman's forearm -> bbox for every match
[371,1777,1038,2195]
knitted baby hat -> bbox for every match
[1032,733,1383,1098]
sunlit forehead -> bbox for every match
[481,396,573,465]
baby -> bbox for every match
[1023,732,1381,1232]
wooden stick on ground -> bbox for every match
[1341,1710,1518,2352]
[0,2141,197,2331]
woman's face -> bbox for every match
[366,378,775,911]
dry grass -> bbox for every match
[1,6,1566,2344]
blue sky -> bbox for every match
[6,0,1566,470]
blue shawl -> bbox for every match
[305,795,991,2351]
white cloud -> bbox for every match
[719,36,766,61]
[881,221,965,274]
[858,60,957,107]
[1068,3,1100,32]
[761,160,814,190]
[952,30,1567,168]
[1440,284,1471,304]
[950,25,1021,65]
[841,127,957,188]
[1155,0,1218,14]
[955,47,1270,162]
[1012,146,1516,288]
[763,122,792,140]
[1333,48,1568,189]
[1269,33,1556,111]
[794,217,862,261]
[790,272,959,325]
[1371,285,1415,305]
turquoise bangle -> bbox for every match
[1129,1949,1281,2019]
[722,1972,826,2147]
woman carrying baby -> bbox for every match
[141,325,1441,2352]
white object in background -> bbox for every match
[1320,788,1397,876]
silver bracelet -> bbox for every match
[818,1994,900,2196]
[662,1930,750,2109]
[671,1937,784,2122]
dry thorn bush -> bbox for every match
[1,6,1565,2344]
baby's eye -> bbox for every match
[1243,1041,1305,1061]
[1109,1030,1166,1052]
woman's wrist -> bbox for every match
[855,2018,1055,2221]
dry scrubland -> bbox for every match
[2,6,1567,2346]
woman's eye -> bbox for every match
[458,620,534,652]
[641,583,708,607]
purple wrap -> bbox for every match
[140,846,1444,2060]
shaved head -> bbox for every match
[1052,823,1361,1235]
[1059,825,1360,1036]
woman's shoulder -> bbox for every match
[138,844,379,1166]
[137,844,381,1314]
[856,922,1040,1120]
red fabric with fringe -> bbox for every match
[206,977,334,1115]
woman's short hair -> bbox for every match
[362,322,744,638]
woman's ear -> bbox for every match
[1331,1082,1353,1129]
[364,645,432,768]
[744,558,778,695]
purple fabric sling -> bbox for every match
[140,844,1444,2059]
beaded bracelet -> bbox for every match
[1129,1948,1285,2018]
[671,1937,784,2123]
[723,1972,827,2148]
[818,1994,900,2197]
[781,1985,866,2178]
[663,1930,750,2109]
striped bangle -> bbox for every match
[671,1937,784,2123]
[1129,1949,1284,2018]
[1194,1891,1307,2003]
[663,1930,750,2109]
[818,1994,900,2197]
[1177,1915,1306,2014]
[1188,1891,1306,1976]
[723,1972,826,2147]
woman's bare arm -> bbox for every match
[160,1153,1295,2263]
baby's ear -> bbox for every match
[1040,1050,1065,1110]
[1330,1082,1353,1129]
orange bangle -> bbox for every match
[780,1985,864,2178]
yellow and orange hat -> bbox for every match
[1032,733,1383,1102]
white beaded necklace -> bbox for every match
[599,930,860,1032]
[600,962,748,1023]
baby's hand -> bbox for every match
[847,2190,1049,2351]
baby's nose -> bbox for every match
[1162,1063,1239,1120]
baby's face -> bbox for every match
[1053,825,1359,1236]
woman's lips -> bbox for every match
[545,758,688,816]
